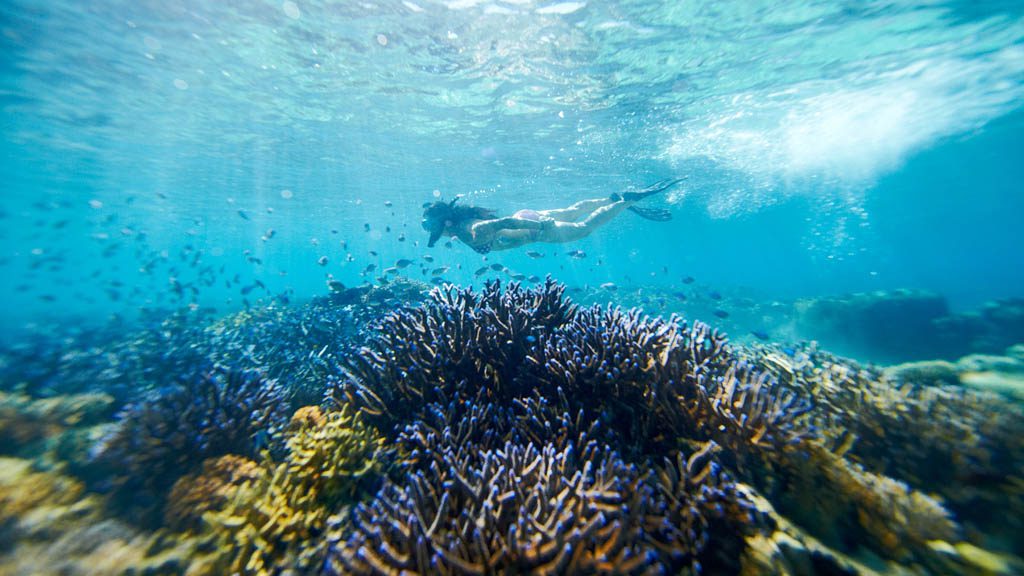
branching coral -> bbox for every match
[92,367,287,521]
[333,279,575,425]
[329,438,658,575]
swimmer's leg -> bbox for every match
[538,198,615,222]
[542,200,630,243]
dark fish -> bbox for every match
[386,225,391,233]
[708,291,722,301]
[567,249,586,259]
[423,254,434,262]
[398,233,406,242]
[526,251,544,259]
[490,263,504,271]
[240,284,255,295]
[713,309,729,319]
[750,330,770,341]
[363,264,377,274]
[672,291,687,301]
[444,241,452,248]
[318,256,329,266]
[431,266,449,276]
[237,210,250,220]
[682,276,695,284]
[341,240,348,250]
[474,266,488,276]
[369,250,378,256]
[364,223,371,232]
[395,259,413,268]
[527,275,540,283]
[327,279,345,292]
[510,273,526,281]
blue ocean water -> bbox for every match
[2,0,1023,337]
[3,2,1024,573]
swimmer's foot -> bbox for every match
[627,205,673,221]
[611,176,687,202]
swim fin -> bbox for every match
[618,176,687,202]
[627,205,673,221]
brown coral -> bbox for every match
[165,455,265,532]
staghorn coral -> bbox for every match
[198,403,385,575]
[92,367,287,522]
[337,280,808,462]
[333,279,575,426]
[329,438,659,575]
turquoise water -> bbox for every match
[2,0,1022,334]
[3,2,1024,574]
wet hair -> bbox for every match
[422,198,497,247]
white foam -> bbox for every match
[664,46,1024,205]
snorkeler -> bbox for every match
[421,178,685,254]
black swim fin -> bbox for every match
[627,205,673,221]
[617,176,687,202]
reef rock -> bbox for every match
[794,289,951,362]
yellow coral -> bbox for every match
[197,404,384,575]
[284,403,385,504]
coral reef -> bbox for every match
[1,279,1022,574]
[91,367,288,521]
[193,403,386,575]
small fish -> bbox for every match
[318,256,329,266]
[363,264,377,274]
[431,266,449,276]
[526,251,544,259]
[398,233,406,242]
[444,241,452,248]
[384,201,393,207]
[395,259,413,268]
[327,279,345,292]
[423,254,434,263]
[750,330,770,341]
[237,210,250,220]
[713,309,729,319]
[527,275,540,283]
[386,225,391,233]
[262,228,275,241]
[567,249,586,259]
[369,250,378,256]
[490,263,504,271]
[600,282,618,291]
[708,291,722,301]
[672,291,687,301]
[364,223,371,232]
[474,266,488,276]
[682,276,695,284]
[510,273,526,281]
[384,266,399,274]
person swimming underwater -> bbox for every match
[421,177,685,254]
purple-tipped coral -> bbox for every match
[92,367,287,520]
[329,438,657,575]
